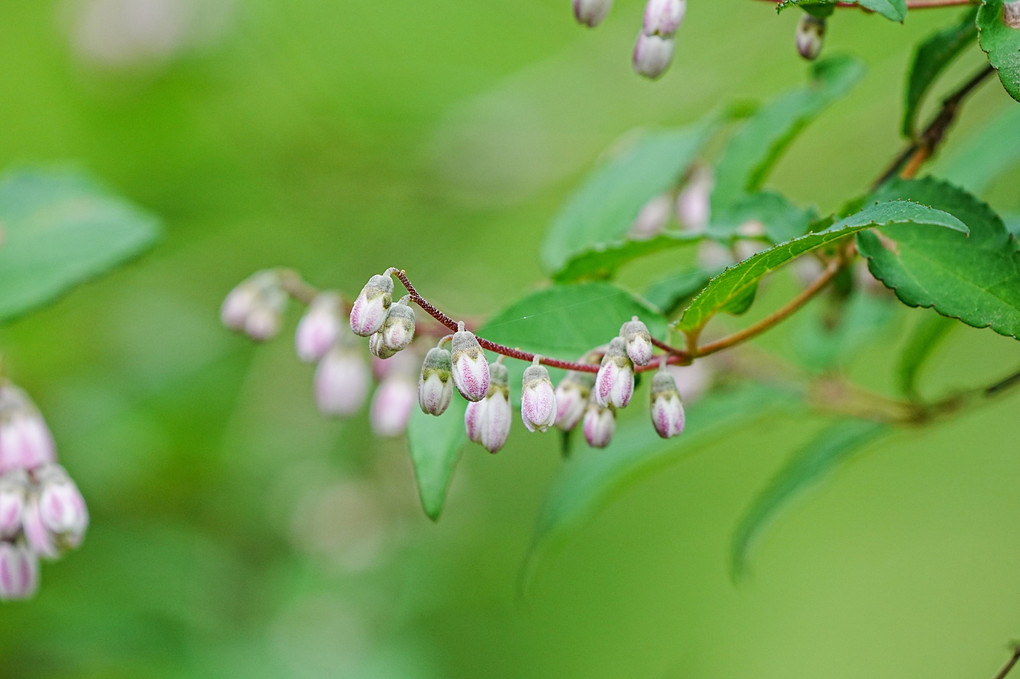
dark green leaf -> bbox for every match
[405,401,468,521]
[0,168,161,324]
[643,267,716,315]
[858,0,907,21]
[720,282,759,316]
[932,105,1020,195]
[896,313,956,398]
[707,191,817,243]
[731,418,889,578]
[552,231,703,283]
[860,177,1020,338]
[978,0,1020,102]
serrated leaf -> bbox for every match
[860,177,1020,338]
[903,8,979,136]
[858,0,907,21]
[932,105,1020,195]
[643,267,716,315]
[896,313,955,398]
[707,191,817,243]
[731,418,889,578]
[406,400,468,521]
[540,124,714,276]
[676,200,969,333]
[552,231,703,283]
[0,168,161,324]
[978,0,1020,102]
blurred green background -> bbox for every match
[1,1,1019,677]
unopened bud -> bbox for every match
[643,0,686,36]
[464,361,511,454]
[676,166,712,232]
[370,376,416,437]
[620,316,653,366]
[418,346,454,416]
[649,371,685,438]
[0,385,56,473]
[1006,1,1020,29]
[314,346,370,417]
[221,271,287,342]
[370,299,415,359]
[633,32,675,79]
[349,273,394,337]
[521,360,557,433]
[295,292,343,363]
[594,337,634,408]
[0,541,38,601]
[573,0,612,27]
[554,370,595,431]
[629,194,673,240]
[23,464,88,560]
[0,470,27,539]
[583,403,616,448]
[796,15,825,61]
[450,325,489,402]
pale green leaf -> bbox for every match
[406,401,468,521]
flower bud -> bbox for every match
[221,271,287,342]
[370,376,417,437]
[370,300,415,359]
[295,292,343,363]
[594,337,634,408]
[620,316,653,366]
[1006,1,1020,29]
[0,385,57,473]
[649,371,685,438]
[314,346,370,417]
[243,288,287,342]
[796,14,825,61]
[418,346,454,416]
[583,402,616,448]
[0,541,38,601]
[23,464,88,560]
[450,326,489,402]
[554,370,595,431]
[220,280,259,331]
[521,361,557,433]
[0,470,28,539]
[349,273,394,337]
[643,0,686,37]
[464,361,511,453]
[676,165,712,232]
[629,194,673,240]
[633,33,675,80]
[573,0,612,27]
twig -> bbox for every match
[755,0,977,9]
[993,644,1020,679]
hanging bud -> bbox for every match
[370,299,415,360]
[795,14,825,61]
[583,402,616,448]
[370,376,417,437]
[314,346,371,417]
[220,278,259,331]
[295,292,343,363]
[418,346,454,416]
[464,361,511,453]
[594,337,634,408]
[620,316,653,366]
[349,273,394,337]
[643,0,686,37]
[450,325,490,402]
[221,271,287,342]
[0,541,39,601]
[554,370,595,431]
[0,470,27,539]
[649,370,686,438]
[22,464,88,560]
[0,384,56,473]
[676,165,712,232]
[629,194,673,240]
[573,0,612,27]
[633,32,675,79]
[520,360,557,433]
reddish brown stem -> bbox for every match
[756,0,976,8]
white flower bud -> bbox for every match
[418,347,454,416]
[583,402,616,448]
[521,361,557,433]
[629,194,673,240]
[464,362,511,454]
[295,292,343,363]
[594,338,634,408]
[649,371,685,438]
[0,384,56,473]
[796,14,825,61]
[370,300,415,359]
[349,273,394,337]
[573,0,612,27]
[314,346,370,417]
[450,326,490,402]
[221,271,287,342]
[633,32,675,80]
[620,316,654,366]
[1006,0,1020,29]
[23,464,88,560]
[676,165,712,232]
[370,376,416,438]
[0,541,39,601]
[0,470,28,539]
[220,281,258,331]
[554,370,595,431]
[643,0,686,37]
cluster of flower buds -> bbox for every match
[220,270,289,341]
[571,0,686,80]
[0,381,88,601]
[795,14,826,61]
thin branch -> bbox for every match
[993,645,1020,679]
[755,0,977,8]
[276,269,322,306]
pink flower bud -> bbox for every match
[418,347,454,416]
[594,338,634,408]
[649,371,685,438]
[370,377,416,437]
[370,300,415,359]
[450,327,489,402]
[554,370,595,431]
[643,0,686,36]
[676,165,712,232]
[629,194,673,240]
[633,32,675,80]
[23,464,88,560]
[620,316,653,366]
[0,541,38,601]
[349,273,394,337]
[314,346,370,417]
[583,403,616,448]
[221,271,287,341]
[573,0,612,27]
[295,292,343,363]
[1006,1,1020,29]
[464,362,511,454]
[0,470,28,539]
[0,385,56,473]
[521,361,557,433]
[220,281,258,331]
[796,14,825,61]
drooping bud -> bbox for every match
[295,292,343,363]
[418,346,454,416]
[573,0,612,27]
[620,316,653,366]
[220,278,259,331]
[0,541,38,601]
[22,464,88,560]
[0,384,56,473]
[629,194,673,240]
[795,14,825,61]
[583,402,616,448]
[314,345,371,417]
[594,337,634,408]
[643,0,686,37]
[676,165,712,232]
[450,324,489,402]
[554,370,596,431]
[521,360,557,433]
[0,470,28,539]
[370,376,417,437]
[370,299,415,359]
[221,271,287,342]
[633,32,675,79]
[464,361,511,453]
[649,370,686,438]
[349,273,394,337]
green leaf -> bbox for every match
[791,290,899,371]
[707,191,817,243]
[675,200,969,333]
[860,177,1020,338]
[932,105,1020,195]
[720,282,759,316]
[643,267,716,315]
[775,0,838,14]
[858,0,907,21]
[731,418,889,579]
[540,124,714,276]
[902,8,979,137]
[0,168,161,324]
[978,0,1020,102]
[405,400,468,521]
[552,231,703,283]
[896,313,956,398]
[712,56,864,209]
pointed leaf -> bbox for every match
[406,400,468,521]
[978,0,1020,102]
[552,231,703,283]
[897,314,956,398]
[858,0,907,21]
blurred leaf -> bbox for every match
[1007,215,1020,238]
[707,191,817,243]
[552,231,703,283]
[978,0,1020,102]
[860,178,1020,338]
[932,105,1020,195]
[902,8,978,136]
[897,314,955,398]
[731,418,889,578]
[711,56,864,209]
[858,0,907,21]
[406,400,468,521]
[675,200,968,333]
[643,267,716,315]
[791,290,898,371]
[0,168,161,324]
[540,124,714,276]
